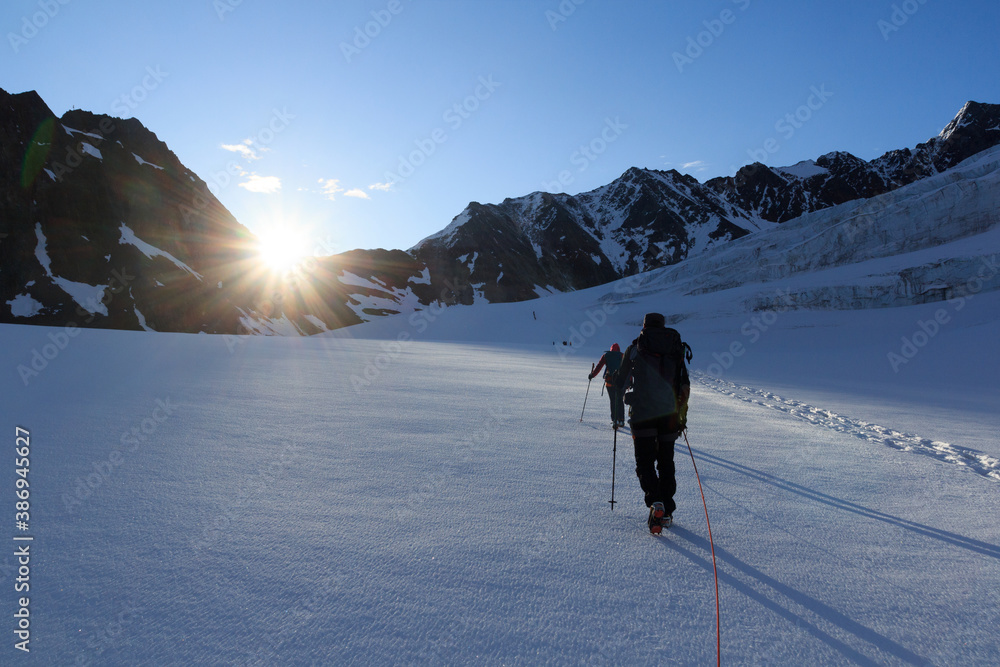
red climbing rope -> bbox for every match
[685,430,721,666]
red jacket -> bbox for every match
[590,344,622,386]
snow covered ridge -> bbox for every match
[774,160,829,179]
[2,88,999,336]
[404,168,756,309]
[404,101,1000,313]
[414,209,471,247]
[608,144,1000,313]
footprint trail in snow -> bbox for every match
[694,373,1000,483]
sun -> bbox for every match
[255,227,310,273]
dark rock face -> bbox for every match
[1,88,269,333]
[2,88,998,335]
[410,167,755,306]
[706,101,1000,223]
[411,198,620,306]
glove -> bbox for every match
[588,373,595,380]
[678,395,689,432]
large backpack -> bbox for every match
[620,327,692,426]
[602,350,623,383]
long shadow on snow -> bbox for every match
[663,526,931,666]
[693,449,1000,561]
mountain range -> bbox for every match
[2,88,998,335]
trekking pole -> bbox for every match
[580,363,594,422]
[684,430,720,667]
[608,426,618,510]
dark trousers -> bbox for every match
[606,385,625,424]
[631,418,678,513]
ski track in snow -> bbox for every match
[694,373,1000,483]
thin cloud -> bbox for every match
[682,160,710,171]
[319,179,384,200]
[319,178,344,200]
[661,159,710,173]
[221,139,265,160]
[239,174,282,194]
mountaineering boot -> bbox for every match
[661,514,673,529]
[648,501,666,534]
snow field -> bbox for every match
[3,320,999,664]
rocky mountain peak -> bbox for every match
[3,94,999,336]
[2,88,52,119]
[934,100,1000,162]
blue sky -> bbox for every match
[2,0,998,256]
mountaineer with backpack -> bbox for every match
[614,313,692,534]
[588,343,625,428]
